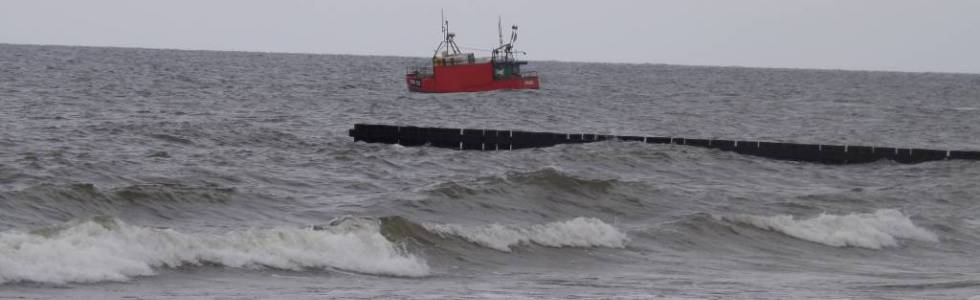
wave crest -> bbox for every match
[0,217,429,284]
[724,209,938,249]
[421,217,628,252]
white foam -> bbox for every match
[964,219,980,230]
[0,218,429,284]
[423,217,628,252]
[726,209,938,249]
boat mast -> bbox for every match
[433,10,462,58]
[498,16,504,48]
[492,18,520,63]
[442,10,448,53]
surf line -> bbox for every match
[348,124,980,165]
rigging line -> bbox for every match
[457,45,494,52]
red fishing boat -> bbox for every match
[406,15,539,93]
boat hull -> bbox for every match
[406,62,539,93]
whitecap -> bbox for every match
[963,219,980,230]
[422,217,628,252]
[0,218,429,284]
[724,209,938,249]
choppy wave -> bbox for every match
[88,120,314,149]
[724,209,938,249]
[421,217,628,252]
[0,183,234,209]
[412,167,651,220]
[424,167,617,198]
[0,217,428,284]
[0,183,247,229]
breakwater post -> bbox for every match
[348,124,980,164]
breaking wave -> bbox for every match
[0,217,429,284]
[421,217,628,252]
[724,209,938,249]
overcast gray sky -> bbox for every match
[2,0,978,73]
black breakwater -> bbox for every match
[349,123,980,164]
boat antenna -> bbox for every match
[498,16,504,47]
[442,10,448,44]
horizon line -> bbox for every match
[3,41,977,76]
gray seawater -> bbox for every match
[1,43,980,299]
